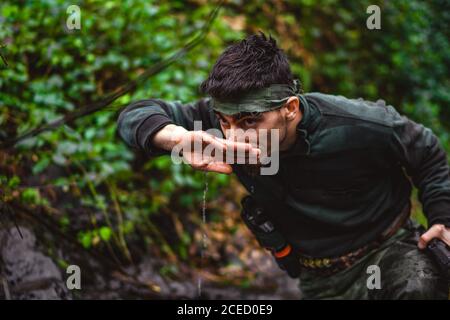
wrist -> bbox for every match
[169,125,188,145]
[152,124,187,151]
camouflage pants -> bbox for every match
[298,223,449,300]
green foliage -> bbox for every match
[0,0,242,262]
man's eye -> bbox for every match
[244,118,257,126]
[219,119,229,126]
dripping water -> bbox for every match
[198,171,208,298]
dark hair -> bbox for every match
[200,32,294,101]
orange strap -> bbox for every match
[274,244,292,258]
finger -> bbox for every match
[205,162,233,174]
[220,137,258,154]
[192,161,232,174]
[199,133,261,164]
[201,133,227,154]
[190,131,259,157]
[418,224,445,249]
[220,139,261,163]
[203,135,258,164]
[206,162,233,174]
[190,160,208,170]
[425,224,450,246]
[441,228,450,246]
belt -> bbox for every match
[298,201,412,276]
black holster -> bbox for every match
[240,195,301,278]
[411,223,450,279]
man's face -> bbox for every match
[216,108,288,149]
[215,108,289,175]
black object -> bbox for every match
[272,252,302,279]
[240,195,300,278]
[413,223,450,279]
[426,238,450,278]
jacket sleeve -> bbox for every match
[117,97,218,157]
[389,110,450,227]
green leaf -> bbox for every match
[21,188,40,204]
[79,231,92,249]
[8,175,21,188]
[99,226,112,241]
[32,157,50,174]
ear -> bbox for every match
[283,96,300,121]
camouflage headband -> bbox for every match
[211,79,301,116]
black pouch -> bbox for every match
[240,195,301,278]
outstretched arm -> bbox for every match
[117,98,259,174]
[117,98,216,155]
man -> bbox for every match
[117,32,449,299]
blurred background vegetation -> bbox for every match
[0,0,449,298]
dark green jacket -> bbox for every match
[117,93,450,257]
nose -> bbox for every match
[224,124,239,141]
